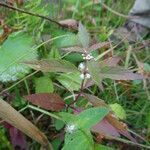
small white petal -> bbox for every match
[85,73,91,79]
[65,124,76,133]
[80,74,85,79]
[78,62,85,70]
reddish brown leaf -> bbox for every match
[24,93,65,111]
[92,118,120,138]
[83,94,136,142]
[88,42,110,52]
[103,56,121,67]
[61,46,85,52]
[59,19,78,29]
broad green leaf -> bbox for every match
[0,98,49,147]
[0,32,37,82]
[35,76,54,93]
[56,72,82,91]
[76,107,109,129]
[64,53,83,63]
[57,112,75,124]
[23,59,78,73]
[109,103,126,120]
[63,130,93,150]
[78,22,90,48]
[87,61,102,86]
[95,144,113,150]
[54,119,65,131]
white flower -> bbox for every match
[80,73,85,79]
[85,73,91,79]
[78,62,85,70]
[82,53,94,60]
[65,124,76,134]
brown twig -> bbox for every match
[0,2,69,29]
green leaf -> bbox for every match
[54,119,65,131]
[76,107,109,129]
[78,22,90,48]
[109,103,126,120]
[95,144,113,150]
[23,59,79,73]
[63,130,93,150]
[56,72,82,91]
[87,61,144,84]
[0,32,37,82]
[87,61,102,86]
[35,76,54,93]
[57,112,75,124]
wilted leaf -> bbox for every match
[23,59,78,73]
[56,72,82,91]
[24,93,65,111]
[35,76,54,93]
[78,22,90,48]
[92,118,120,138]
[59,19,78,29]
[0,98,49,147]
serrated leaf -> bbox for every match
[24,93,65,111]
[0,32,37,82]
[35,76,54,93]
[56,72,82,91]
[0,98,49,146]
[87,61,103,86]
[23,59,78,73]
[88,60,144,83]
[76,107,109,129]
[63,130,93,150]
[100,66,144,80]
[78,22,90,48]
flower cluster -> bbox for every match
[65,124,77,134]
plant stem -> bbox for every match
[28,105,62,121]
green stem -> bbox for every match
[28,105,62,121]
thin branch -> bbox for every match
[0,2,69,29]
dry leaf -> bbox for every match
[0,98,51,147]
